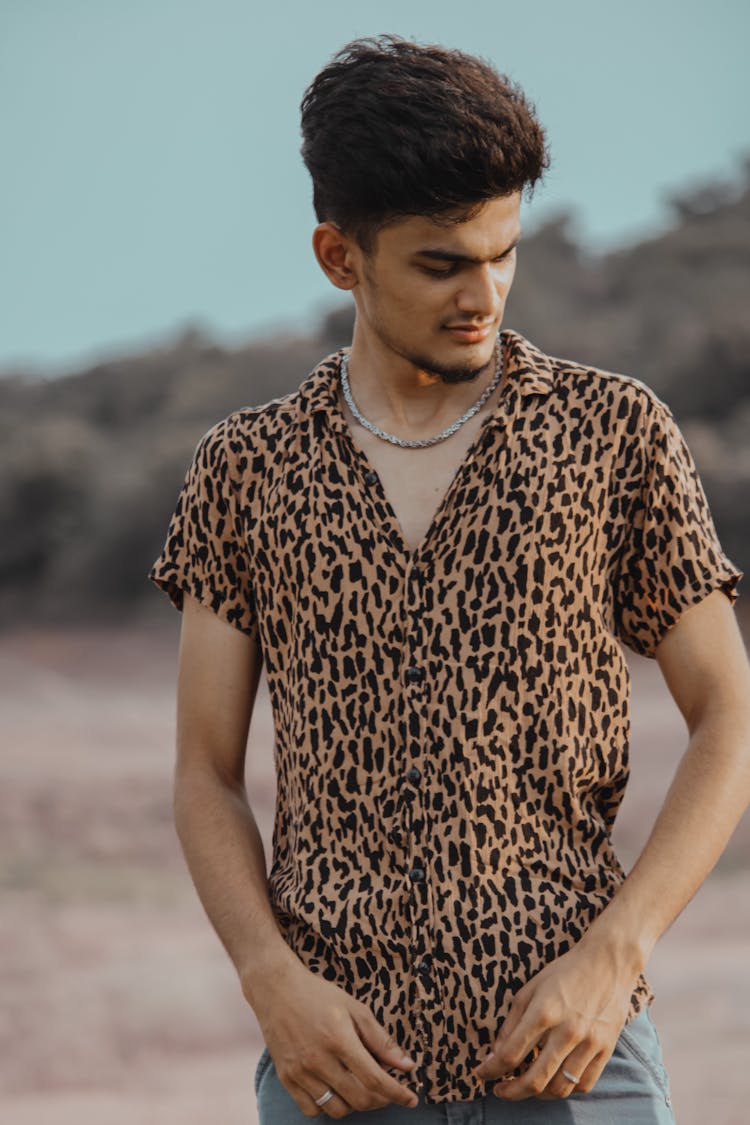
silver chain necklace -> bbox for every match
[339,336,503,449]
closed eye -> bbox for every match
[419,249,516,278]
[420,264,460,277]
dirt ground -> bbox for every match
[1,619,749,1124]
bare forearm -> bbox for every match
[582,707,750,967]
[173,766,299,1005]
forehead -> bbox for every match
[377,192,523,253]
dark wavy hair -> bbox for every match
[300,34,552,255]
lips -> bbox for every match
[445,324,494,342]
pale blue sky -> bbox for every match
[1,0,748,375]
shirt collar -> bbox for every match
[298,327,556,436]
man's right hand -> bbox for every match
[248,954,420,1116]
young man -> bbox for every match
[149,35,749,1123]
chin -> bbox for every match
[432,356,495,385]
[437,368,486,386]
[426,337,498,384]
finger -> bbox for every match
[534,1050,596,1101]
[343,1010,420,1108]
[489,1034,566,1101]
[286,1073,353,1117]
[292,1066,395,1116]
[330,1052,420,1111]
[497,992,531,1045]
[331,1056,419,1111]
[352,1005,417,1075]
[567,1047,609,1096]
[470,994,531,1080]
[474,1006,546,1081]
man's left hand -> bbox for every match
[470,936,640,1101]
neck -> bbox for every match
[342,333,504,433]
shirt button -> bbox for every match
[418,957,432,973]
[409,867,426,882]
[387,828,403,845]
[364,470,379,484]
[405,666,425,683]
[407,766,422,784]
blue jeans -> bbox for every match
[254,1005,675,1123]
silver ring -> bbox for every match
[315,1087,335,1107]
[562,1068,580,1084]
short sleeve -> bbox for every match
[613,401,743,658]
[148,420,260,642]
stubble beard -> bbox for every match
[373,321,499,386]
[412,350,496,385]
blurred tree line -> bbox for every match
[1,162,748,630]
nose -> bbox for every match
[453,263,503,320]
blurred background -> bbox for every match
[1,1,749,1122]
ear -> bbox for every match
[312,222,361,291]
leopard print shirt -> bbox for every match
[149,327,742,1103]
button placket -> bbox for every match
[401,550,434,1096]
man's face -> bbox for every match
[349,192,522,384]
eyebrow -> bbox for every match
[414,233,523,265]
